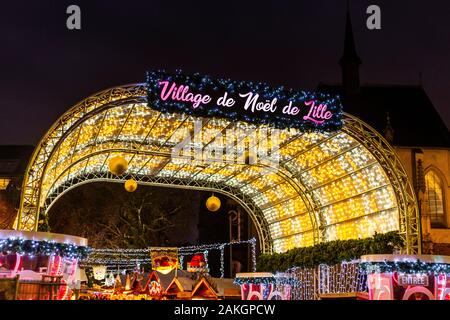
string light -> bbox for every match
[89,238,256,255]
[203,250,209,269]
[286,262,367,300]
[81,258,152,265]
[179,255,184,269]
[251,239,257,272]
[82,239,257,276]
[219,245,225,278]
[234,274,301,287]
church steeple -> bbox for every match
[339,5,362,95]
[384,112,395,144]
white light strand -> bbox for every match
[251,239,257,272]
[82,239,257,274]
[220,245,225,278]
[89,238,257,255]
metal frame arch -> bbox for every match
[43,173,273,253]
[18,83,319,244]
[34,103,315,254]
[17,84,148,230]
[20,90,319,252]
[39,140,340,254]
[16,83,421,254]
[341,113,421,254]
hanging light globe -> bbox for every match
[206,194,221,212]
[124,179,138,192]
[108,156,128,175]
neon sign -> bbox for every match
[146,70,343,131]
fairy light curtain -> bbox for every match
[82,239,257,278]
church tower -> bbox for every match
[339,6,362,96]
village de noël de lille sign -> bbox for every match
[146,70,343,131]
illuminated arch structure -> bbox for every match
[16,84,420,254]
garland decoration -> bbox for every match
[0,237,91,260]
[256,231,404,272]
[146,70,343,132]
[360,260,450,275]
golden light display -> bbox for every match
[206,195,221,212]
[92,265,107,280]
[124,179,138,192]
[108,156,128,175]
[16,84,420,254]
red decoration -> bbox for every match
[189,254,206,268]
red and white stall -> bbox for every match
[362,254,450,300]
[235,272,297,300]
[0,230,89,300]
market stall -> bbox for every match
[361,254,450,300]
[0,230,89,300]
[235,272,298,300]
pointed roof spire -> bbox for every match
[384,112,395,144]
[339,4,362,66]
[339,3,362,96]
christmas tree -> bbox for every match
[105,272,115,287]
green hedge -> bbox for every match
[257,231,404,272]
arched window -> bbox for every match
[425,170,446,228]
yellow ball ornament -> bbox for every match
[108,156,128,176]
[206,195,221,212]
[124,179,138,192]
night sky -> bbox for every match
[0,0,449,145]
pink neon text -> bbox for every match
[303,100,333,124]
[159,81,211,109]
